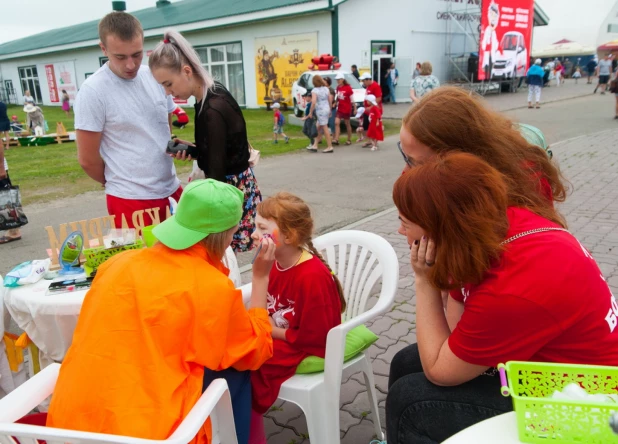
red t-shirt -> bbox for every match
[449,207,618,368]
[251,255,342,413]
[172,107,189,124]
[273,110,282,125]
[336,84,354,114]
[364,81,383,110]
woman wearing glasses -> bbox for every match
[395,87,564,208]
[388,152,618,443]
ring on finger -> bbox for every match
[425,261,435,266]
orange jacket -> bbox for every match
[47,243,273,443]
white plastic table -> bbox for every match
[4,277,87,363]
[442,412,523,443]
[4,248,242,364]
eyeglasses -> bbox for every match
[397,141,415,168]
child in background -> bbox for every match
[365,95,383,151]
[572,66,582,84]
[10,115,23,134]
[355,107,366,142]
[248,192,345,444]
[301,92,317,149]
[272,103,289,144]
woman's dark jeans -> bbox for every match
[203,368,252,444]
[386,343,513,443]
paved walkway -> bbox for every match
[382,78,595,119]
[259,128,618,443]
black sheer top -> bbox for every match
[194,82,250,181]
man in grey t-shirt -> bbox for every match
[594,55,613,94]
[76,12,180,228]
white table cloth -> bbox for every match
[4,248,241,363]
[442,412,522,443]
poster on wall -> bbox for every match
[255,32,318,106]
[44,61,78,103]
[478,0,533,81]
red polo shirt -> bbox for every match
[449,207,618,368]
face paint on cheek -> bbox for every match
[271,228,280,245]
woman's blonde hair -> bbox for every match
[148,29,214,113]
[257,192,346,312]
[420,62,433,76]
[199,226,236,262]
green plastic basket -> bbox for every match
[501,361,618,443]
[83,240,144,275]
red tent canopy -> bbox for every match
[598,40,618,51]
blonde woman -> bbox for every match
[149,30,262,253]
[23,90,35,105]
[305,75,334,153]
[409,62,440,104]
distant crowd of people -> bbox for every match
[526,54,618,118]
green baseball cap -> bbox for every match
[153,179,243,250]
[516,123,548,150]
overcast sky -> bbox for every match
[0,0,615,50]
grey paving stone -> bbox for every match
[339,375,367,405]
[339,410,363,433]
[374,340,412,364]
[267,427,306,444]
[266,401,304,426]
[342,390,379,420]
[371,357,392,377]
[382,318,415,341]
[341,418,383,444]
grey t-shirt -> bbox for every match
[74,64,179,200]
[599,59,612,76]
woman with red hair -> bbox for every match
[386,152,618,443]
[397,86,565,219]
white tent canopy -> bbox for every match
[532,39,596,58]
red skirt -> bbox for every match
[251,339,308,414]
[367,121,384,141]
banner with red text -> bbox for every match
[478,0,534,81]
[44,61,78,103]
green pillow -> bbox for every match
[295,324,379,374]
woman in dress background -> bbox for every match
[61,90,71,117]
[305,75,334,153]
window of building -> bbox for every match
[196,42,245,106]
[608,24,618,33]
[371,42,394,56]
[18,65,43,103]
[99,57,109,67]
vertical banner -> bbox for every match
[478,0,534,81]
[255,32,318,106]
[45,65,59,103]
[54,61,78,102]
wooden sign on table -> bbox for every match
[45,206,171,268]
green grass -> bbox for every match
[4,105,400,204]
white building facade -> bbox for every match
[0,0,548,108]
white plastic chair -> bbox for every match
[241,229,399,443]
[0,363,238,444]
